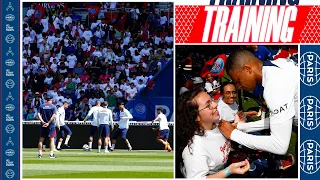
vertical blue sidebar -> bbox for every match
[300,45,320,179]
[1,0,19,179]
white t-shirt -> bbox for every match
[128,47,138,56]
[98,107,113,125]
[140,48,151,56]
[205,82,213,93]
[136,83,146,92]
[217,99,238,123]
[155,113,169,130]
[132,55,142,63]
[41,17,49,33]
[126,88,138,100]
[67,55,77,68]
[56,106,66,127]
[165,36,173,44]
[182,128,231,179]
[87,106,104,126]
[231,59,298,155]
[118,108,133,129]
[160,16,168,25]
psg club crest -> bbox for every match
[135,103,146,115]
[210,57,224,74]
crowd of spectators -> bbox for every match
[22,2,174,121]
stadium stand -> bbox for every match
[22,2,174,121]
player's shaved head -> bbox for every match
[96,101,101,106]
[225,49,263,91]
[226,49,258,74]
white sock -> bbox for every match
[127,142,132,148]
[108,141,112,148]
[261,112,266,120]
[65,138,69,145]
[104,146,108,151]
[98,146,101,152]
[39,150,42,155]
[43,145,46,150]
[88,142,92,149]
[57,142,62,149]
[111,144,115,149]
[50,151,54,156]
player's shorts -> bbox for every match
[99,124,110,138]
[40,126,56,138]
[158,129,170,139]
[112,128,128,140]
[59,125,72,138]
[89,125,99,138]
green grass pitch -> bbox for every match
[23,149,174,178]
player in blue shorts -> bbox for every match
[98,102,114,153]
[56,102,72,150]
[152,107,172,152]
[84,101,104,151]
[111,102,133,151]
[37,96,57,158]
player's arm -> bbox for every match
[151,116,160,124]
[236,118,270,133]
[227,84,295,155]
[38,113,45,124]
[109,111,114,130]
[83,108,94,122]
[47,106,57,125]
[120,109,133,120]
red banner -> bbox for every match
[33,4,46,21]
[175,6,318,44]
[86,5,101,21]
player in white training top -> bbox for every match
[151,107,172,152]
[56,102,73,150]
[83,101,104,151]
[111,102,133,151]
[219,50,298,157]
[97,102,114,153]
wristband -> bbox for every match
[224,168,231,177]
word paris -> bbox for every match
[202,6,297,43]
[212,0,299,5]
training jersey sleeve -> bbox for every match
[109,110,114,129]
[120,109,133,120]
[237,118,270,133]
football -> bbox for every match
[82,144,89,151]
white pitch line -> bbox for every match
[23,164,173,172]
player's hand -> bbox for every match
[237,111,247,122]
[227,159,250,175]
[42,123,49,127]
[245,111,258,117]
[218,120,235,139]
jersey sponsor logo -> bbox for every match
[300,140,320,174]
[300,52,320,86]
[270,103,288,116]
[135,103,146,114]
[300,96,320,130]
